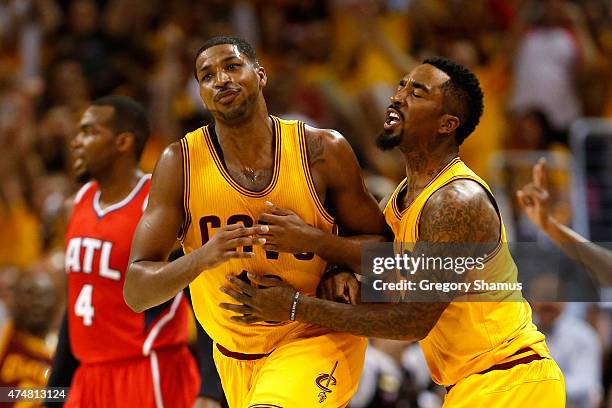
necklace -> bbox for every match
[242,166,259,182]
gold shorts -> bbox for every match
[213,331,366,408]
[443,357,565,407]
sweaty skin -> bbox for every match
[123,43,387,312]
[220,62,501,340]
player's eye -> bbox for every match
[412,90,422,98]
[202,73,213,81]
[227,63,239,70]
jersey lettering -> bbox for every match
[65,237,121,280]
[65,237,82,272]
[199,215,314,260]
[74,284,94,326]
[81,237,101,273]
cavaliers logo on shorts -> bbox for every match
[315,361,338,403]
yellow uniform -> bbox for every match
[383,157,565,407]
[181,116,366,407]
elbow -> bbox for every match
[123,285,145,313]
[123,265,146,313]
[414,323,435,341]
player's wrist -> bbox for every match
[304,226,325,254]
[289,291,300,321]
[541,215,559,235]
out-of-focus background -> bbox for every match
[0,0,611,407]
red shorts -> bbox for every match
[65,345,200,408]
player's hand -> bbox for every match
[196,224,268,270]
[516,158,552,232]
[192,397,221,408]
[257,201,319,254]
[317,269,360,304]
[219,273,296,323]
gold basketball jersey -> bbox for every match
[383,157,550,386]
[181,116,335,354]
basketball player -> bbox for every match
[221,57,566,407]
[517,158,612,285]
[48,96,201,407]
[124,36,388,407]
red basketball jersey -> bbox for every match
[65,175,189,364]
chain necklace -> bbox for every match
[242,166,259,182]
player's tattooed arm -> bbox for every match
[221,180,500,340]
[257,127,390,273]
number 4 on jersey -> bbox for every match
[75,284,94,326]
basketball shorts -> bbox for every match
[213,331,367,408]
[65,345,200,408]
[443,357,565,407]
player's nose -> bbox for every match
[214,70,231,86]
[71,133,83,148]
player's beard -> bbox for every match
[376,128,404,151]
[211,91,259,125]
[75,169,92,184]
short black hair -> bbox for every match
[193,36,258,79]
[91,95,150,160]
[423,57,484,145]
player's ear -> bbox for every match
[115,131,136,155]
[439,114,460,136]
[256,66,267,88]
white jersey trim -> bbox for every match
[149,351,165,408]
[74,181,95,205]
[142,194,149,212]
[142,292,183,356]
[92,174,151,218]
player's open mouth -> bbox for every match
[384,108,402,130]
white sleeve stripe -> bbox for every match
[142,194,149,212]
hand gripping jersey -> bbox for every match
[65,175,189,363]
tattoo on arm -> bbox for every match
[300,298,447,341]
[299,180,501,340]
[306,132,325,168]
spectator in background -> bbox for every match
[55,0,114,97]
[0,0,61,80]
[529,272,603,408]
[0,270,58,407]
[509,0,596,135]
[507,109,558,150]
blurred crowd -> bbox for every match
[0,0,611,407]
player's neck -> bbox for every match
[215,104,274,164]
[96,163,143,208]
[402,145,458,198]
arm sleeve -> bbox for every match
[45,311,79,406]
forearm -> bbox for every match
[543,217,612,286]
[47,312,79,389]
[295,296,437,341]
[124,250,206,312]
[309,230,385,274]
